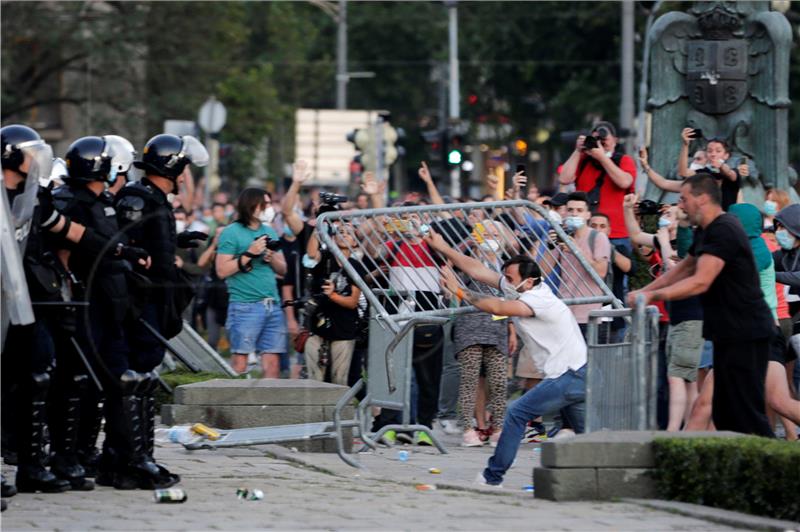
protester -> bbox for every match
[425,231,586,487]
[677,131,748,211]
[629,174,775,437]
[197,226,229,351]
[215,189,287,377]
[588,211,633,341]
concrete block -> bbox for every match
[597,468,656,499]
[541,430,742,468]
[533,467,597,501]
[174,378,349,406]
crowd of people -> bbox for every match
[2,117,799,500]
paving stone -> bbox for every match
[174,378,349,405]
[597,468,657,499]
[533,466,598,501]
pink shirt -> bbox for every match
[559,229,611,324]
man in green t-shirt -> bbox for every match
[216,189,287,377]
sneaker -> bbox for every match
[461,429,484,447]
[437,419,461,435]
[396,432,414,445]
[489,430,502,448]
[380,430,397,446]
[473,471,503,489]
[414,431,433,446]
[521,422,547,443]
[551,428,576,440]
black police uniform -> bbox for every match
[2,185,72,493]
[51,184,131,481]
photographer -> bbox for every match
[678,130,747,211]
[302,215,364,385]
[215,189,287,377]
[559,121,636,252]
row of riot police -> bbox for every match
[1,125,209,501]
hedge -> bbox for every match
[652,436,800,522]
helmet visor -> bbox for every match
[43,157,68,188]
[180,135,209,167]
[10,140,52,227]
[103,135,135,174]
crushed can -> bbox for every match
[154,488,187,503]
[236,488,264,501]
[397,450,409,462]
[415,484,437,491]
[428,468,441,474]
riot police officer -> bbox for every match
[1,125,147,494]
[50,136,150,491]
[112,133,208,488]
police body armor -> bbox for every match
[115,179,192,338]
[53,185,129,323]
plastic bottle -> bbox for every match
[154,425,203,445]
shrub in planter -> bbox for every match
[652,436,800,521]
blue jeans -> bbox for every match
[483,365,587,485]
[226,300,287,354]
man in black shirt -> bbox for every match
[629,174,774,437]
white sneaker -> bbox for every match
[438,419,461,435]
[551,428,576,440]
[473,471,503,489]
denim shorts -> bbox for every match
[226,300,287,355]
[698,340,714,369]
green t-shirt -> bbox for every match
[217,222,280,302]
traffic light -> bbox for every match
[447,134,464,167]
[347,119,400,173]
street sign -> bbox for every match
[197,97,227,134]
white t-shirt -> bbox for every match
[500,278,587,379]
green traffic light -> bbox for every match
[448,149,463,165]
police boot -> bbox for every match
[100,371,163,490]
[15,373,70,493]
[48,375,94,491]
[76,396,104,478]
[139,371,180,488]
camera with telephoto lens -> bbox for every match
[320,191,348,206]
[636,199,664,216]
[583,135,600,150]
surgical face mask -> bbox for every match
[480,239,501,253]
[564,216,585,232]
[352,249,364,261]
[764,200,778,217]
[515,278,537,293]
[175,220,186,233]
[657,216,672,229]
[259,206,275,224]
[776,229,796,251]
[689,162,705,171]
[548,210,563,226]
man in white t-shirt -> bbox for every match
[425,231,587,488]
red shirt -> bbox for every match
[574,154,636,239]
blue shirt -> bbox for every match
[217,222,280,302]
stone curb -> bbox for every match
[623,498,800,531]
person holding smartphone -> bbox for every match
[678,128,748,211]
[215,188,287,377]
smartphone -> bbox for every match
[689,128,703,139]
[515,164,528,191]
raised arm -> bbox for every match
[622,193,657,247]
[640,146,682,193]
[283,160,311,235]
[418,161,447,206]
[559,135,586,185]
[423,230,501,288]
[360,171,385,209]
[677,128,695,178]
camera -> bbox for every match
[320,191,348,206]
[254,234,282,251]
[583,135,600,150]
[636,199,664,216]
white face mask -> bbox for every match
[480,239,501,253]
[175,220,186,233]
[689,162,705,171]
[259,206,275,224]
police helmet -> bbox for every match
[65,136,113,183]
[1,124,43,172]
[133,134,208,181]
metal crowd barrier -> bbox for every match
[186,200,624,466]
[585,295,660,432]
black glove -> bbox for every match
[177,230,208,249]
[117,244,150,264]
[38,185,62,230]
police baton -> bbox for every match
[69,336,104,393]
[136,318,202,373]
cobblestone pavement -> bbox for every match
[2,428,737,531]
